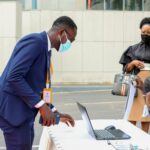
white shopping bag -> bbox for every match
[123,83,136,120]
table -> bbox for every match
[39,119,150,150]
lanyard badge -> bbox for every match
[43,64,52,103]
[43,52,53,104]
[43,83,52,104]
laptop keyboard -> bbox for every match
[94,130,115,139]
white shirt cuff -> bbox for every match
[35,100,45,108]
[51,107,57,112]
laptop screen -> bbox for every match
[77,102,96,139]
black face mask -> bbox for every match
[141,34,150,45]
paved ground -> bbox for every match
[0,85,130,150]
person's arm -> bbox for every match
[59,113,75,127]
[119,46,144,73]
[126,60,144,72]
[135,76,144,91]
[53,109,75,127]
[4,37,43,108]
[39,103,56,126]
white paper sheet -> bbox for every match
[123,83,136,120]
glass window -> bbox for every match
[19,0,25,9]
[92,0,104,10]
[22,0,86,11]
[22,0,32,10]
[32,0,37,9]
[105,0,123,10]
[144,0,150,11]
[20,0,37,10]
[87,0,104,10]
[135,0,142,10]
[125,0,142,11]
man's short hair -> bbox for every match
[139,17,150,29]
[52,16,77,29]
[143,76,150,94]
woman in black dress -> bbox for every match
[119,17,150,133]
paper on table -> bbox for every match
[123,83,136,120]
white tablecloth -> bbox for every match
[39,119,150,150]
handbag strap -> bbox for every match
[123,64,135,75]
[121,84,126,96]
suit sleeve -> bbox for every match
[5,37,43,108]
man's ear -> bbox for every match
[57,28,65,35]
[58,28,65,36]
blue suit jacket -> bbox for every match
[0,31,50,126]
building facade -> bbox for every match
[0,0,150,84]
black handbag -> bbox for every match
[111,72,137,96]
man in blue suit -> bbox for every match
[0,16,77,150]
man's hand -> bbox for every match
[60,113,75,127]
[135,76,144,91]
[39,103,56,126]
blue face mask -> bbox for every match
[59,32,71,53]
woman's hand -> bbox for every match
[131,60,144,69]
[135,76,144,91]
[126,60,144,72]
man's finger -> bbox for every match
[46,119,51,126]
[51,117,55,125]
[68,119,75,127]
[42,118,47,126]
[65,121,69,126]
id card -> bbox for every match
[43,88,52,103]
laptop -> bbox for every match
[77,102,131,140]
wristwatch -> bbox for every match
[54,112,60,125]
